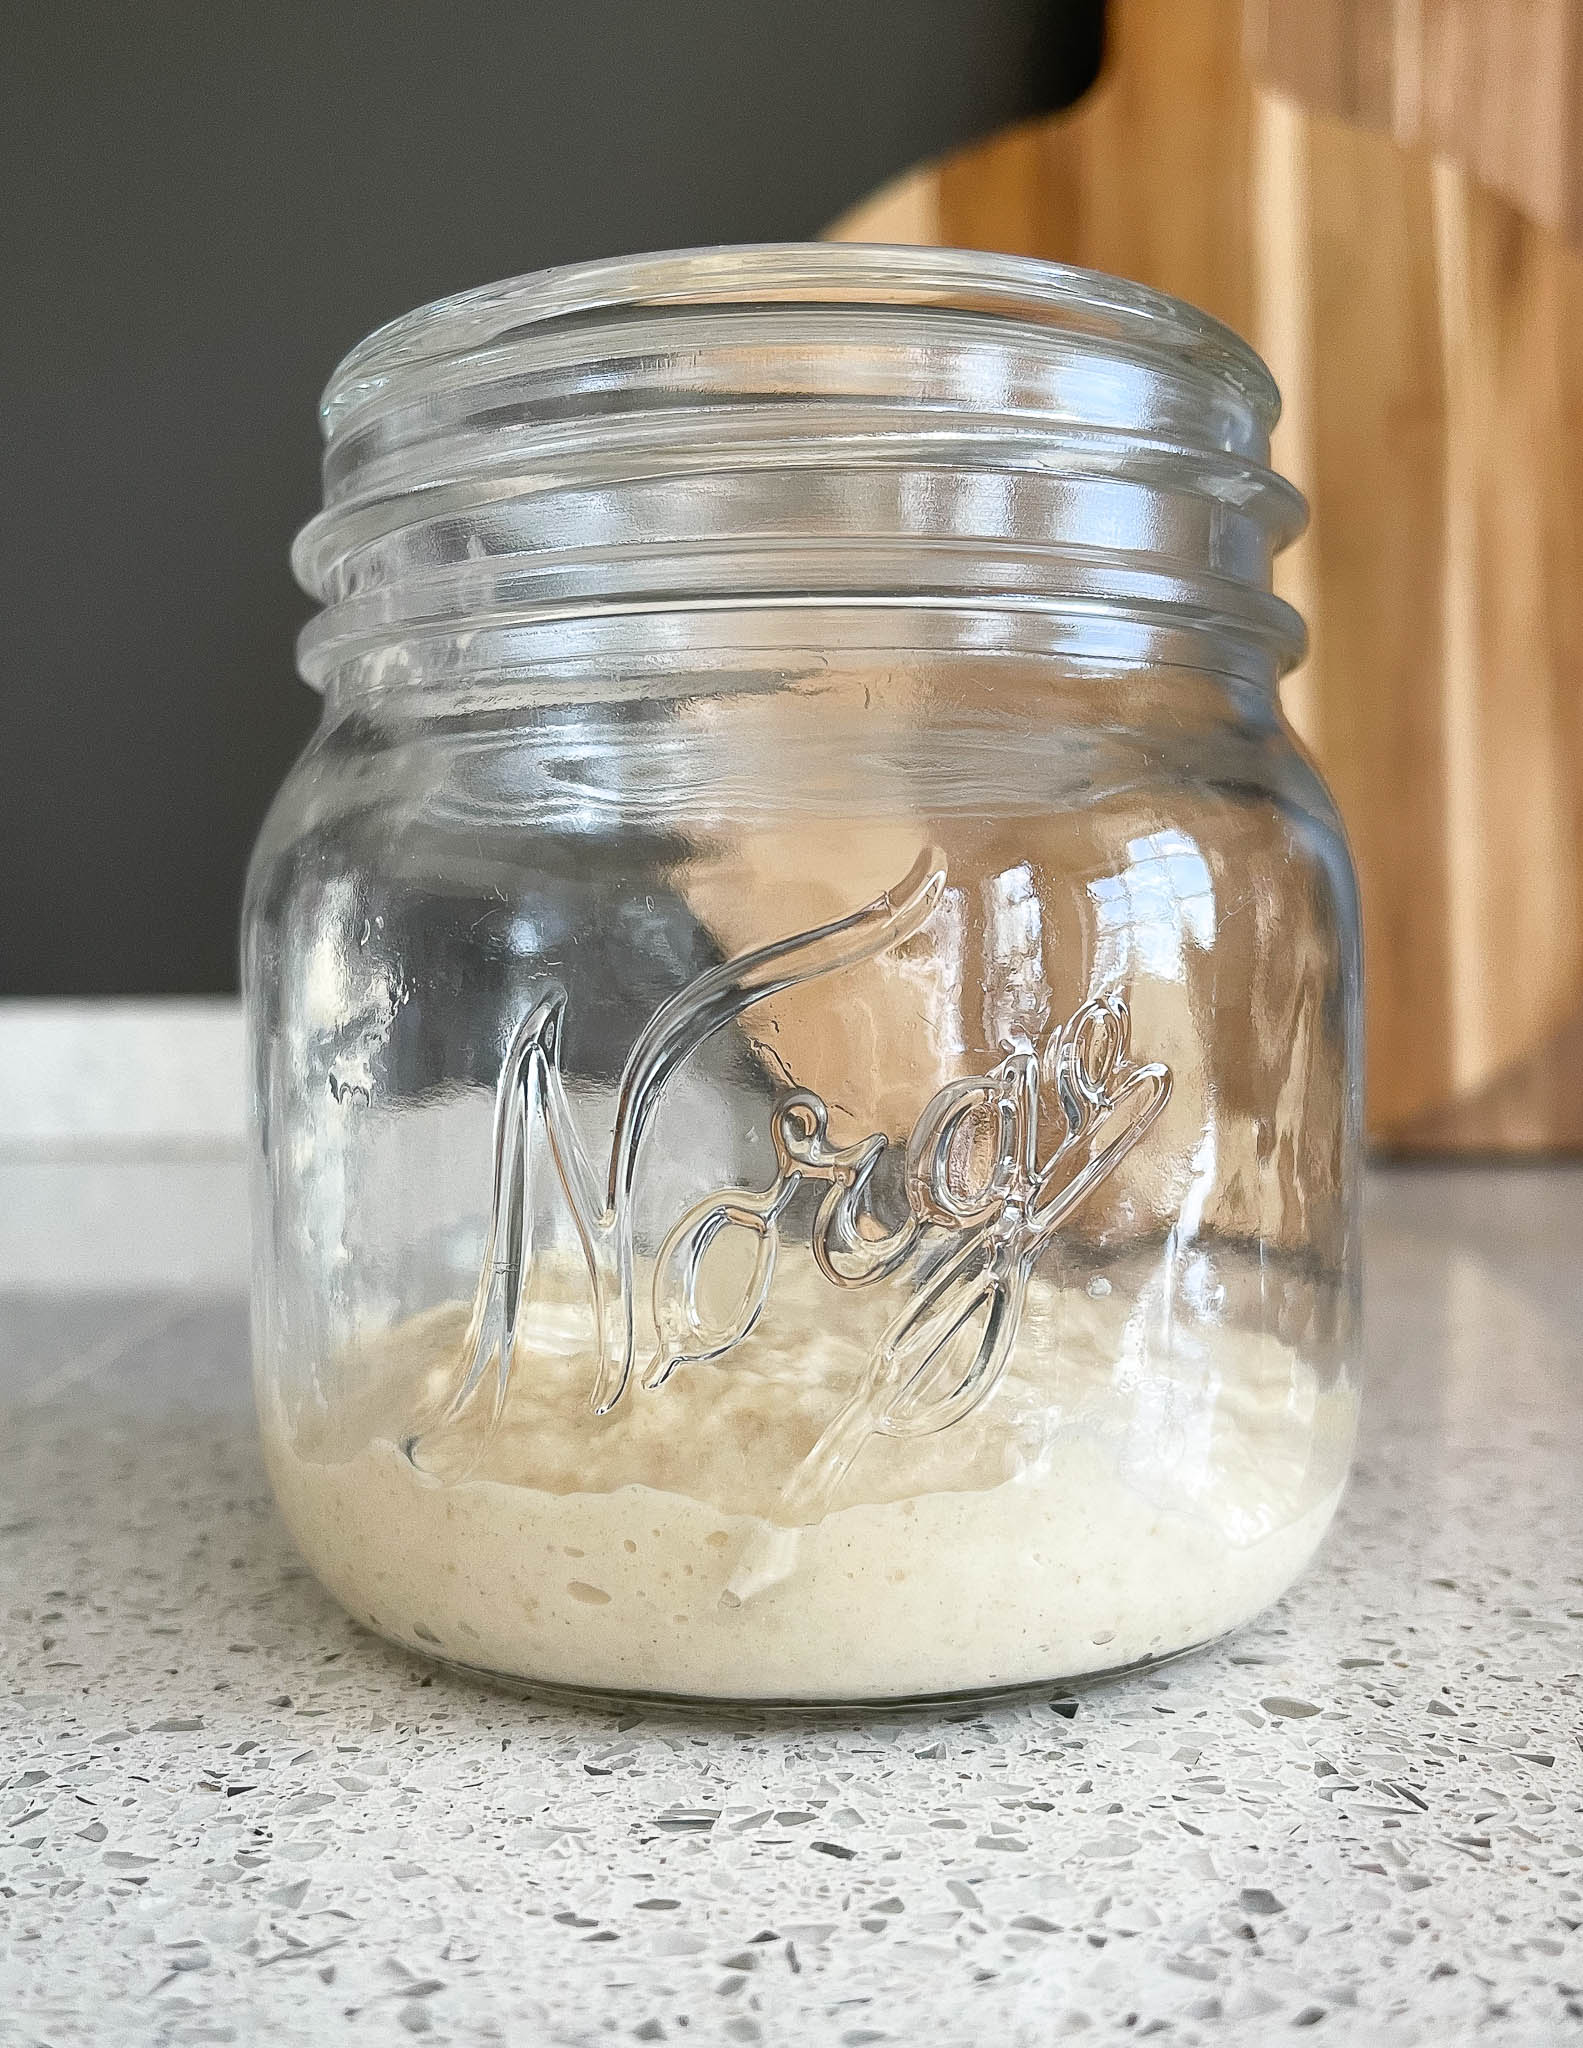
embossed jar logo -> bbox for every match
[412,850,1171,1581]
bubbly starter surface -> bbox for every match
[264,1258,1353,1702]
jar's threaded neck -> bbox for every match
[294,244,1306,694]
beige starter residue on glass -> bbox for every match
[264,1256,1353,1702]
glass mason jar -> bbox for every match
[245,245,1362,1708]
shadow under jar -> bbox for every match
[245,244,1362,1709]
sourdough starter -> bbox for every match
[263,1257,1353,1702]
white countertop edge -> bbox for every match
[0,997,246,1151]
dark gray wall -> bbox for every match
[2,1,1102,993]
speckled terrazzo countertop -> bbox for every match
[2,1164,1580,2047]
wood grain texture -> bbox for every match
[827,0,1583,1149]
[1248,0,1583,247]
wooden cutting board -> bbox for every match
[827,0,1583,1153]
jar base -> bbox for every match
[363,1621,1230,1718]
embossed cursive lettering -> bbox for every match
[408,852,1172,1584]
[409,850,947,1471]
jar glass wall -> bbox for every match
[245,247,1362,1706]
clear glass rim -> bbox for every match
[295,244,1305,695]
[318,241,1282,441]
